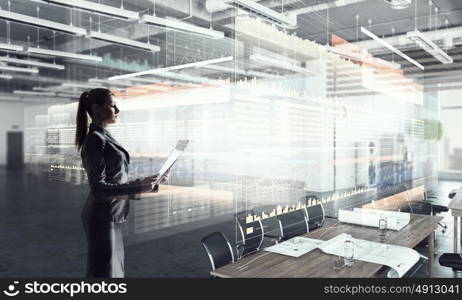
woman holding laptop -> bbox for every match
[74,88,166,278]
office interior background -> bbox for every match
[0,0,462,277]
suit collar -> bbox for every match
[89,123,130,163]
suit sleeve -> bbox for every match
[82,133,152,199]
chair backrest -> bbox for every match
[277,209,309,241]
[306,203,325,231]
[234,210,264,256]
[201,232,234,271]
[399,201,432,215]
[234,210,255,233]
[237,219,264,255]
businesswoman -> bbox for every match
[75,88,157,278]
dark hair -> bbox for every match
[75,88,113,151]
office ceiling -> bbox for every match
[1,0,462,101]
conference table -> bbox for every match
[212,214,442,278]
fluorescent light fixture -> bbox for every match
[61,82,99,89]
[0,56,65,70]
[250,54,316,75]
[154,71,208,83]
[55,92,79,98]
[26,47,103,62]
[39,0,139,21]
[89,78,134,87]
[13,90,55,96]
[406,30,453,64]
[128,85,168,91]
[201,64,280,79]
[108,56,233,80]
[0,8,86,36]
[126,77,185,86]
[361,26,424,70]
[126,77,163,84]
[0,74,12,79]
[87,30,160,52]
[140,15,224,39]
[0,93,65,102]
[0,65,39,73]
[384,0,411,9]
[223,0,296,27]
[33,86,81,94]
[0,42,23,52]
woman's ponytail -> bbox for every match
[74,88,113,151]
[75,91,89,151]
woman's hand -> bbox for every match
[159,168,171,184]
[140,175,159,191]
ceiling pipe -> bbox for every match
[287,0,370,16]
[206,0,231,13]
[206,0,370,16]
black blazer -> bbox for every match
[81,124,149,223]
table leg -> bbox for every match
[460,217,462,253]
[428,231,435,277]
[455,216,459,253]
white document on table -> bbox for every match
[318,233,420,278]
[265,233,420,277]
[353,208,410,230]
[264,237,324,258]
[338,209,410,231]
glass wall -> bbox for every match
[440,89,462,176]
[21,1,441,245]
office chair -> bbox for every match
[400,185,448,233]
[234,209,281,248]
[201,232,234,272]
[306,203,325,231]
[235,219,264,259]
[277,209,309,241]
[438,190,462,272]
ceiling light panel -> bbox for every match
[33,86,81,94]
[140,15,224,39]
[407,30,453,64]
[87,31,160,52]
[108,56,233,80]
[0,42,23,52]
[155,71,208,83]
[88,78,134,87]
[0,65,39,73]
[0,8,86,36]
[361,27,424,70]
[39,0,139,21]
[201,64,280,79]
[0,56,65,70]
[26,47,103,62]
[126,77,185,85]
[61,82,99,89]
[223,0,296,27]
[13,90,55,96]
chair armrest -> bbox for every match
[432,204,449,213]
[264,233,281,244]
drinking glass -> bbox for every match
[344,240,354,267]
[379,217,387,243]
[333,256,344,270]
[379,218,387,231]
